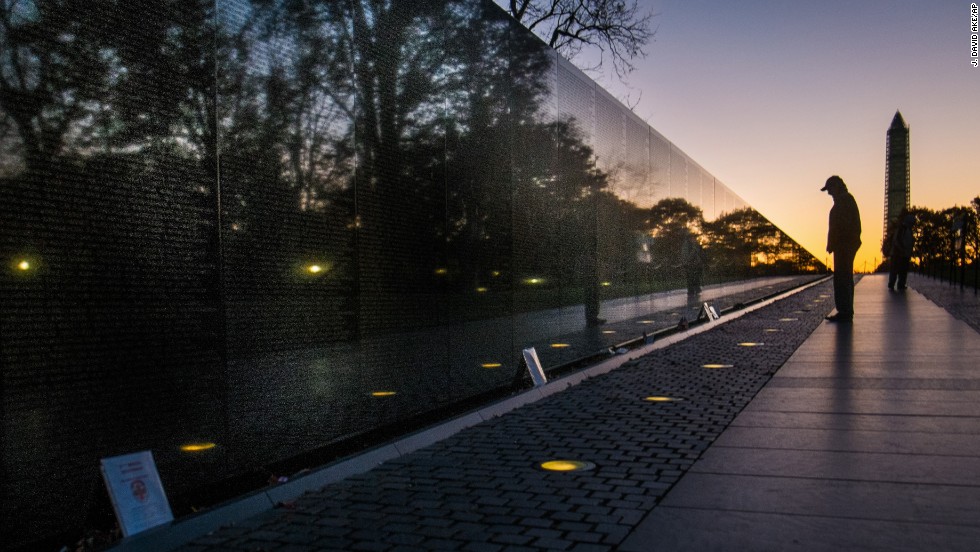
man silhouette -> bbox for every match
[822,175,862,322]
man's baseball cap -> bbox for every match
[821,175,845,191]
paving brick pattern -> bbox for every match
[180,280,836,552]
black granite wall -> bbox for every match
[0,0,822,547]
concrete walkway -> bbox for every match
[622,274,980,551]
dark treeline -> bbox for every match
[881,198,980,269]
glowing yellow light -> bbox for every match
[645,396,682,402]
[540,460,594,472]
[764,328,781,333]
[550,343,570,348]
[434,268,448,275]
[17,260,30,271]
[601,330,616,334]
[491,271,501,277]
[638,320,654,325]
[476,287,488,293]
[525,277,544,285]
[738,342,764,347]
[703,364,734,369]
[779,318,798,322]
[307,264,323,274]
[180,442,216,452]
[371,391,397,397]
[481,363,502,369]
[601,281,612,287]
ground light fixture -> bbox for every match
[644,396,684,402]
[738,342,764,347]
[764,328,782,333]
[539,460,596,472]
[779,318,798,322]
[702,364,734,369]
[17,260,30,271]
[550,343,570,348]
[180,442,216,453]
[370,391,397,397]
[480,363,502,369]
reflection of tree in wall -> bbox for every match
[644,197,704,272]
[704,207,802,276]
[0,1,224,547]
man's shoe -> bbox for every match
[825,314,852,323]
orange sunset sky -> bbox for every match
[591,0,979,271]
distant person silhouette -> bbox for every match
[886,211,915,290]
[822,175,862,322]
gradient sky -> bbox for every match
[590,0,980,271]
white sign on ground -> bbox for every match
[522,347,548,387]
[100,450,174,537]
[701,302,720,321]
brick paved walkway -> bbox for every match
[622,274,980,551]
[150,278,835,552]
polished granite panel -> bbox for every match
[0,0,824,547]
[712,426,980,456]
[622,507,980,552]
[773,360,980,378]
[662,473,980,526]
[731,411,980,434]
[742,395,980,416]
[691,447,980,489]
[751,386,980,404]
